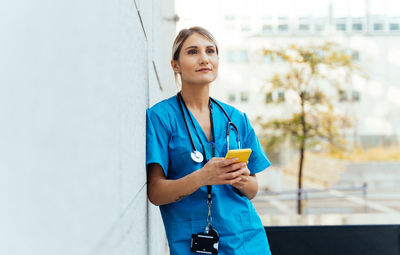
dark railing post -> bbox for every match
[363,182,368,213]
[304,190,308,214]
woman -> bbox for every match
[146,26,272,255]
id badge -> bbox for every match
[190,226,219,254]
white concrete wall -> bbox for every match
[0,0,176,254]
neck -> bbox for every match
[180,83,210,112]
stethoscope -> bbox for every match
[177,92,241,163]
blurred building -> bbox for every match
[204,0,400,150]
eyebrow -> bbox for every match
[184,45,216,50]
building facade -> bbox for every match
[209,0,400,149]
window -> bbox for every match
[390,23,400,31]
[373,23,384,31]
[339,90,360,102]
[278,24,289,31]
[263,54,283,63]
[241,25,251,32]
[352,50,360,61]
[227,50,249,63]
[299,24,310,31]
[224,15,236,31]
[262,24,273,33]
[265,92,273,104]
[264,55,272,63]
[265,91,284,103]
[239,51,249,62]
[227,51,236,62]
[352,90,360,101]
[352,23,363,31]
[240,92,249,103]
[315,24,325,32]
[336,23,346,31]
[224,15,235,21]
[277,91,285,103]
[228,93,236,103]
[224,23,235,31]
[339,90,347,102]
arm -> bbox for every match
[147,163,203,206]
[147,158,247,206]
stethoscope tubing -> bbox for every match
[209,97,241,151]
[177,92,200,151]
[177,92,241,163]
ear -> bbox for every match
[171,59,181,73]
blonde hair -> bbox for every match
[171,26,219,85]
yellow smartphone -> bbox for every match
[224,148,252,163]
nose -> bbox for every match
[199,50,209,64]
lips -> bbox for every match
[197,68,212,72]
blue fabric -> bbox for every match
[146,95,272,255]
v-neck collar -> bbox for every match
[184,99,214,143]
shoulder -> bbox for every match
[147,95,178,115]
[147,95,179,130]
[211,97,251,134]
[211,97,248,121]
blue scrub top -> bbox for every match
[146,95,272,255]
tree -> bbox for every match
[259,43,359,214]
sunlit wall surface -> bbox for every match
[176,0,400,226]
[0,0,175,254]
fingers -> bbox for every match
[222,169,242,180]
[204,157,251,186]
[211,157,248,172]
[227,173,250,186]
[218,157,239,167]
[240,168,250,176]
[210,157,224,162]
[225,162,248,173]
[221,167,249,180]
[223,176,242,185]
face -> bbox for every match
[172,32,219,86]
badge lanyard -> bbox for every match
[177,92,215,232]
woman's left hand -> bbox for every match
[231,164,251,189]
[229,163,259,200]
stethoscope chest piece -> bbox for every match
[177,92,241,164]
[191,150,204,163]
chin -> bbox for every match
[184,77,217,86]
[198,75,217,83]
[196,79,216,85]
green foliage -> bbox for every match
[259,42,360,154]
[260,43,364,214]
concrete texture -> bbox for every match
[0,0,175,254]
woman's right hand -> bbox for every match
[198,157,248,186]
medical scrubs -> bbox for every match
[146,95,272,255]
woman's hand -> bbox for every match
[231,164,251,189]
[197,158,258,200]
[198,157,249,186]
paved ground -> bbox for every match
[252,173,400,225]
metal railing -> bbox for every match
[256,183,368,214]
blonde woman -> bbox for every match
[146,26,272,255]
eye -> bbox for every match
[188,49,197,54]
[207,49,215,54]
